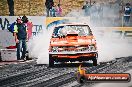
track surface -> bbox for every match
[0,56,132,87]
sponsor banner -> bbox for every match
[0,16,46,47]
[0,16,46,36]
[46,17,132,40]
[0,30,15,48]
[46,17,90,30]
[0,16,132,47]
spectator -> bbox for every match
[26,20,33,40]
[124,3,131,24]
[50,4,57,17]
[45,0,54,17]
[56,4,62,17]
[82,1,91,16]
[7,0,14,16]
[14,17,28,61]
[22,15,33,40]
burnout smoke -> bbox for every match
[28,28,53,64]
[28,1,132,64]
[95,32,132,62]
[66,1,132,62]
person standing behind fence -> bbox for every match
[45,0,54,17]
[124,3,131,24]
[50,4,57,17]
[82,1,91,16]
[14,17,28,61]
[56,4,62,17]
[7,0,14,16]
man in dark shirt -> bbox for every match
[14,17,28,61]
[124,3,131,24]
[45,0,54,17]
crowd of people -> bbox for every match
[82,1,131,26]
[6,0,62,17]
[6,0,131,24]
[45,0,62,17]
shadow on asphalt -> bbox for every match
[50,62,93,68]
[35,62,95,68]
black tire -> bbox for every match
[49,54,54,67]
[77,74,86,84]
[93,58,97,66]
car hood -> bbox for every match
[50,36,95,46]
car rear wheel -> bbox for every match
[49,54,54,67]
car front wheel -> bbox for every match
[93,58,97,66]
[77,73,86,84]
[49,54,54,67]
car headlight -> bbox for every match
[52,47,59,52]
[88,45,96,51]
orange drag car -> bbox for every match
[49,23,98,67]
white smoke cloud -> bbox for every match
[96,35,132,62]
[28,28,53,64]
[65,1,132,62]
[28,1,132,65]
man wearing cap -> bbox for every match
[14,17,28,61]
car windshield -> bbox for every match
[52,25,91,38]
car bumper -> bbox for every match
[49,51,98,62]
[49,51,98,54]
